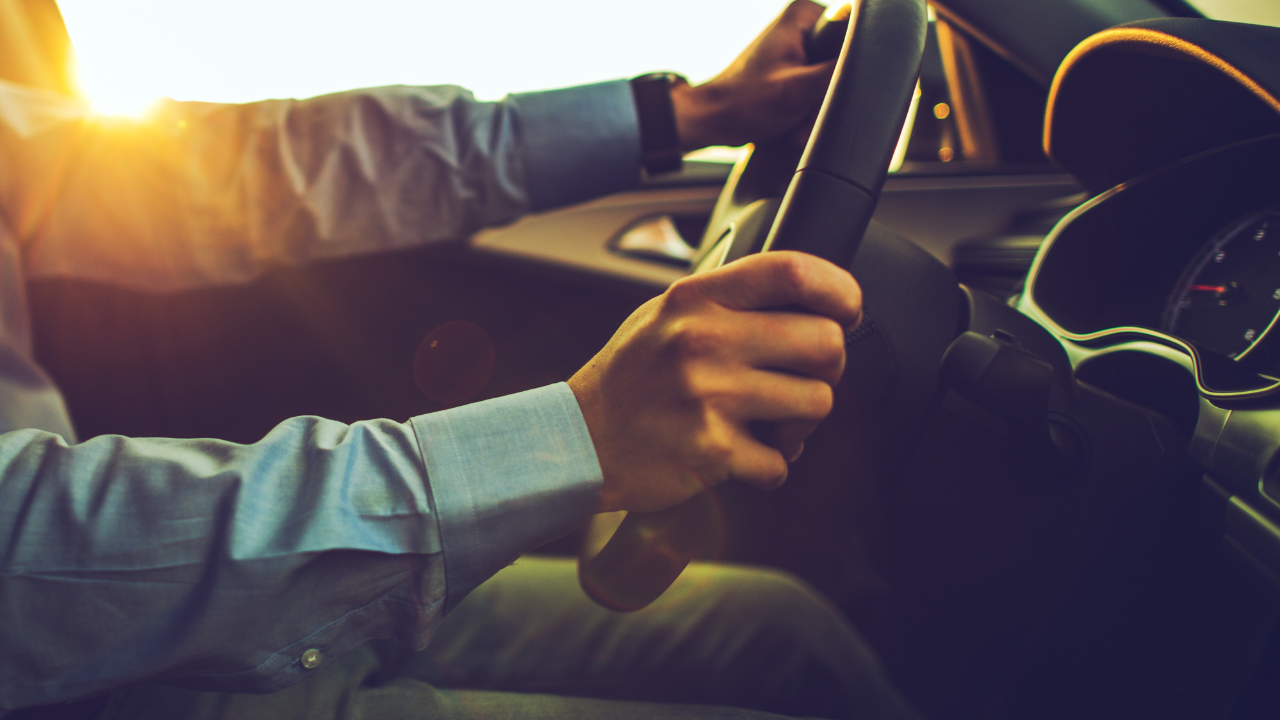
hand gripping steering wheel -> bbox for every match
[579,0,928,611]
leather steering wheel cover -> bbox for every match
[765,0,929,269]
[800,0,930,193]
[579,0,928,612]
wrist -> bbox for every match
[568,370,619,513]
[670,80,724,152]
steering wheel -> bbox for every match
[580,0,928,611]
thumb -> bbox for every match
[696,252,863,329]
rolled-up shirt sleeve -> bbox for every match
[0,382,602,710]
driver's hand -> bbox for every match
[671,0,837,151]
[569,252,861,514]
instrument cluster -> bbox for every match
[1022,134,1280,399]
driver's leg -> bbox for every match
[106,656,807,720]
[102,557,920,720]
[377,556,920,720]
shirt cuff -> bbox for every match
[410,383,602,612]
[512,80,642,211]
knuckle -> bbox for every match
[695,421,735,465]
[674,364,708,401]
[770,253,811,298]
[784,0,815,21]
[848,276,864,307]
[816,319,845,359]
[797,320,844,378]
[665,317,725,360]
[675,366,732,414]
[746,461,789,491]
[774,251,808,282]
[810,383,835,417]
[664,277,705,309]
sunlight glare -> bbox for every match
[74,56,163,117]
[58,0,793,110]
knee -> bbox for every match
[668,563,892,713]
[678,563,860,649]
[693,563,828,613]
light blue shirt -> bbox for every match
[0,78,639,710]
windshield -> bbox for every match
[57,0,788,115]
[1184,0,1280,27]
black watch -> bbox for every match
[630,72,686,176]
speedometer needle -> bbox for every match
[1187,281,1244,307]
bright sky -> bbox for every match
[1185,0,1280,26]
[57,0,795,115]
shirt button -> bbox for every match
[300,648,323,669]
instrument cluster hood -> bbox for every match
[1045,18,1280,193]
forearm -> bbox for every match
[0,415,440,708]
[1,80,640,292]
[0,384,601,709]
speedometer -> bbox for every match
[1163,211,1280,359]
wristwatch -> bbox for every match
[630,72,686,176]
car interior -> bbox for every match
[7,0,1280,718]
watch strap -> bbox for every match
[630,72,685,176]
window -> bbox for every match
[57,0,791,114]
[1183,0,1280,27]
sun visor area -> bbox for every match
[1044,18,1280,193]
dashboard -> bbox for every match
[1022,133,1280,399]
[1013,131,1280,620]
[1163,208,1280,361]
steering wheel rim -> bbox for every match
[580,0,928,612]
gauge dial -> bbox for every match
[1164,211,1280,359]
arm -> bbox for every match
[0,250,858,710]
[0,0,831,294]
[571,251,861,513]
[0,79,640,292]
[672,0,834,151]
[0,384,598,710]
[0,2,847,707]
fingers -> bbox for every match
[661,272,849,383]
[720,369,836,423]
[730,420,824,491]
[789,110,820,148]
[782,0,828,29]
[673,0,837,148]
[706,371,834,492]
[762,60,835,135]
[731,373,828,475]
[754,419,818,462]
[690,251,863,329]
[779,59,837,108]
[736,311,847,385]
[572,248,860,513]
[725,430,791,490]
[706,382,828,493]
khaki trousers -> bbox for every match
[100,557,920,720]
